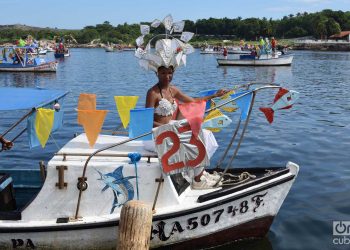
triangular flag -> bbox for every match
[178,100,206,138]
[34,108,55,148]
[27,113,40,148]
[77,93,96,125]
[231,91,253,121]
[114,96,139,128]
[78,110,108,147]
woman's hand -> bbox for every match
[214,89,230,98]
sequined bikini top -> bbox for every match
[154,84,178,117]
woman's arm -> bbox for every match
[173,86,229,103]
[145,89,163,127]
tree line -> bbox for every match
[0,9,349,45]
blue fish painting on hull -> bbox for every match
[95,166,136,213]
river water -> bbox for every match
[1,49,350,250]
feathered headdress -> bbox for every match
[134,14,195,72]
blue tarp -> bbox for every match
[0,87,69,111]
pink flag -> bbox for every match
[178,100,206,138]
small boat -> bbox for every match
[105,46,114,52]
[217,54,293,66]
[0,85,299,249]
[0,46,57,72]
[200,46,222,54]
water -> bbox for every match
[1,49,350,250]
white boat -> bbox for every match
[217,54,293,66]
[200,46,222,54]
[0,86,299,249]
[105,46,114,52]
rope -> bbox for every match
[128,152,141,200]
[219,171,256,186]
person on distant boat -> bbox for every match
[0,136,13,151]
[58,43,64,53]
[223,46,228,59]
[259,36,265,54]
[271,37,277,53]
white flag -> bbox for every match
[180,32,194,43]
[136,35,144,47]
[163,14,173,31]
[140,25,150,35]
[151,19,161,28]
[173,21,185,33]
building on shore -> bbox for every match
[329,31,350,42]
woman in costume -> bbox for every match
[135,16,227,189]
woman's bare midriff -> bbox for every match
[154,114,172,126]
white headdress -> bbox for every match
[135,14,195,72]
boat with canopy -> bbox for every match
[0,82,300,249]
[0,47,57,72]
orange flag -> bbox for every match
[178,100,206,138]
[77,93,96,125]
[78,110,108,147]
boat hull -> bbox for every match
[217,55,293,66]
[0,163,298,249]
[0,62,57,72]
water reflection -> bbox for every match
[217,65,292,85]
[215,237,273,250]
[0,72,56,88]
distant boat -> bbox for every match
[200,46,221,54]
[105,46,114,52]
[217,54,293,66]
[0,46,57,72]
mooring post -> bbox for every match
[117,200,152,250]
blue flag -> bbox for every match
[197,89,217,110]
[129,108,154,140]
[231,91,253,121]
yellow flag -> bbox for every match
[78,110,108,147]
[77,93,96,125]
[114,96,139,128]
[35,108,55,148]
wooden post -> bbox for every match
[117,200,152,250]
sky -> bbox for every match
[1,0,349,29]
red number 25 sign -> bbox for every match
[154,123,208,174]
